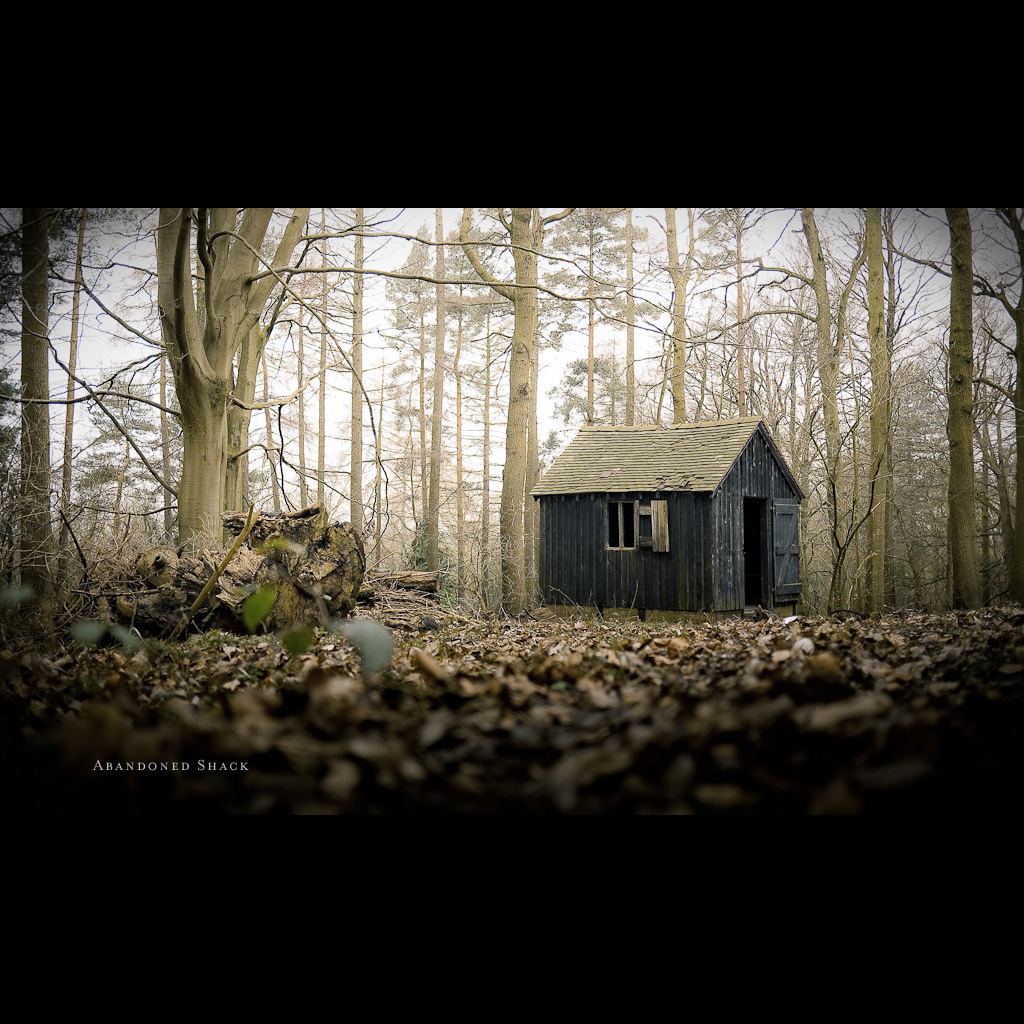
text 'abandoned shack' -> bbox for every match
[531,417,804,620]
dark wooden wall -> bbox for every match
[711,429,802,611]
[537,490,712,612]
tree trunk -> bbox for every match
[418,299,428,544]
[225,325,264,514]
[156,208,309,549]
[883,210,899,607]
[665,208,688,424]
[801,208,844,610]
[500,208,537,613]
[58,207,88,587]
[454,289,465,604]
[526,318,540,602]
[626,210,635,426]
[179,373,229,548]
[945,207,982,608]
[587,222,596,420]
[866,207,890,612]
[1013,311,1024,603]
[426,208,445,570]
[373,377,383,567]
[481,307,492,607]
[263,352,281,513]
[735,209,747,417]
[318,210,327,513]
[351,208,365,532]
[159,347,175,537]
[20,208,53,607]
[297,298,309,509]
[991,210,1024,603]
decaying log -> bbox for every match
[364,570,440,593]
[168,504,260,642]
[114,505,365,637]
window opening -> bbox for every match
[607,501,636,549]
[608,498,667,551]
[607,501,620,548]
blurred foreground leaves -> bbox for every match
[2,607,1023,814]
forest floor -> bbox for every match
[3,604,1023,814]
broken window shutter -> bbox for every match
[637,503,652,546]
[651,499,669,552]
[773,501,801,598]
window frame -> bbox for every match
[606,496,669,553]
[606,499,636,550]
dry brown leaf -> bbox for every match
[410,646,447,682]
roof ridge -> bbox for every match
[578,415,762,432]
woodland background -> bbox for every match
[2,207,1022,815]
[1,207,1020,627]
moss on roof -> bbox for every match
[531,417,775,496]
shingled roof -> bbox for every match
[531,417,794,496]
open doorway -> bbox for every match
[743,498,767,606]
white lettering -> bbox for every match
[93,760,194,771]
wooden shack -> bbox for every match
[530,417,804,619]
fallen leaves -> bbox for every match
[2,606,1023,813]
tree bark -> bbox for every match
[735,209,747,417]
[665,209,689,423]
[802,208,844,609]
[990,209,1024,603]
[526,318,540,601]
[297,290,309,509]
[454,288,465,604]
[58,207,88,587]
[159,347,175,537]
[351,208,365,532]
[263,352,281,513]
[866,207,890,612]
[482,306,492,607]
[945,207,982,608]
[20,208,53,606]
[626,210,635,426]
[225,325,264,514]
[426,208,445,570]
[500,208,536,613]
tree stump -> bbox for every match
[115,506,365,637]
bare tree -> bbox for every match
[460,208,572,612]
[156,208,308,547]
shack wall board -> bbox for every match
[538,491,710,612]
